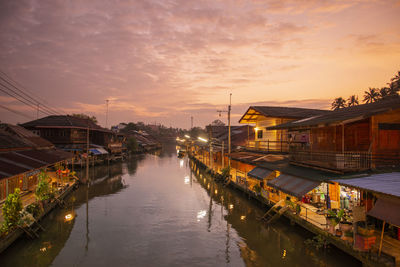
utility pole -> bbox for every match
[86,124,90,185]
[105,99,109,128]
[221,141,224,169]
[228,93,232,167]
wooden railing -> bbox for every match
[289,149,372,171]
[246,140,303,153]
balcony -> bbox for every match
[246,140,301,153]
[289,149,372,172]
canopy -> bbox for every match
[332,172,400,198]
[368,197,400,227]
[89,148,108,155]
[267,174,320,198]
[247,167,272,180]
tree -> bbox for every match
[211,119,225,126]
[391,71,400,91]
[379,87,389,99]
[331,97,347,110]
[71,113,98,124]
[127,136,138,153]
[35,171,52,201]
[1,188,23,232]
[347,95,359,107]
[363,87,379,103]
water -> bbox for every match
[0,145,361,266]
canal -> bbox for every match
[0,145,361,266]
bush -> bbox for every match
[35,171,53,201]
[1,188,23,233]
[221,166,230,178]
[25,203,42,219]
[127,136,138,153]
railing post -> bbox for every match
[281,140,283,152]
[267,140,269,152]
[306,207,308,221]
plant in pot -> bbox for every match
[326,209,344,235]
[339,214,352,233]
[35,171,53,207]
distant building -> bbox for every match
[21,115,122,156]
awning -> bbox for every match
[248,167,272,180]
[367,197,400,227]
[89,148,108,155]
[267,174,320,198]
[332,172,400,198]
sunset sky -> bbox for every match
[1,0,400,128]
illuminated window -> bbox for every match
[257,129,263,139]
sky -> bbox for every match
[1,0,400,129]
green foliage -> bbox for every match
[1,188,23,233]
[127,136,138,153]
[25,203,43,219]
[327,209,345,227]
[35,171,53,201]
[221,166,230,178]
[304,235,328,250]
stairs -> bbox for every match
[19,212,45,239]
[259,200,289,224]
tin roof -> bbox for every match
[0,149,73,179]
[268,96,400,130]
[239,106,330,123]
[21,115,111,132]
[332,172,400,198]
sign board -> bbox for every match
[353,206,366,222]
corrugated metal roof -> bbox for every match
[248,167,272,180]
[0,149,73,179]
[367,197,400,226]
[268,96,400,130]
[333,172,400,198]
[267,174,321,198]
[21,115,111,132]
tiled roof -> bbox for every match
[21,115,111,132]
[268,96,400,130]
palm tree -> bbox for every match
[331,97,347,110]
[363,87,379,103]
[347,95,359,107]
[386,82,399,96]
[379,87,389,99]
[391,71,400,90]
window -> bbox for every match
[257,129,263,139]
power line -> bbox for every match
[0,84,53,116]
[0,104,35,120]
[0,70,66,115]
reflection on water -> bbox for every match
[0,145,361,267]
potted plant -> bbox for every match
[35,171,53,207]
[1,188,23,236]
[326,209,344,234]
[339,214,352,232]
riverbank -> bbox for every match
[0,180,79,254]
[189,154,396,267]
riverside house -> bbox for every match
[0,124,73,201]
[192,97,400,265]
[21,115,123,159]
[238,106,330,152]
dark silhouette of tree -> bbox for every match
[391,71,400,91]
[331,97,347,110]
[71,113,98,123]
[363,88,379,103]
[379,87,389,99]
[347,95,359,107]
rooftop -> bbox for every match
[21,115,111,132]
[268,96,400,130]
[239,106,330,124]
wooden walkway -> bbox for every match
[373,232,400,266]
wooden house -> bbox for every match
[21,115,117,154]
[268,96,400,172]
[239,106,330,152]
[0,124,73,200]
